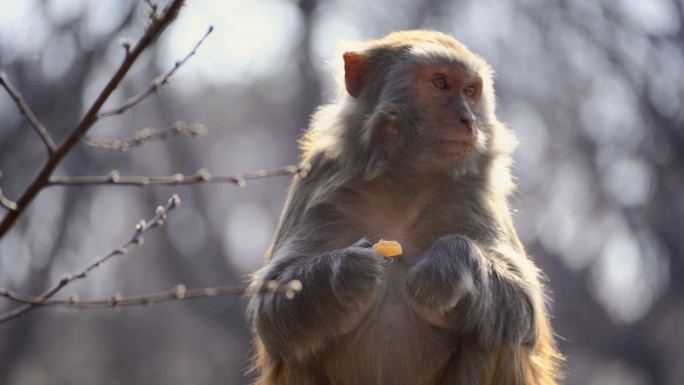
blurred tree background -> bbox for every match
[0,0,682,384]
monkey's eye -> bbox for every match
[431,76,449,90]
[463,85,477,97]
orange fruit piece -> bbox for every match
[372,239,402,258]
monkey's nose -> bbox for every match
[460,114,475,132]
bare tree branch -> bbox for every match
[0,72,57,153]
[98,25,214,118]
[82,121,207,151]
[143,0,160,20]
[0,280,303,309]
[0,188,16,211]
[0,0,188,240]
[0,194,181,324]
[47,165,301,187]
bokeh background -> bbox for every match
[0,0,683,384]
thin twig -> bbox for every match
[98,25,214,118]
[119,37,133,57]
[143,0,159,20]
[47,165,301,187]
[0,280,302,309]
[0,72,57,153]
[0,0,187,240]
[82,121,207,151]
[0,189,17,211]
[0,194,181,324]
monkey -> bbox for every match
[247,30,562,385]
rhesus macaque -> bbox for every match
[248,30,562,385]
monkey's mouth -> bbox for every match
[437,139,475,157]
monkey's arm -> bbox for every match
[407,235,542,347]
[248,205,385,362]
[268,153,340,254]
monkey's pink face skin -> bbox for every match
[411,64,483,162]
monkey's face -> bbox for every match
[341,32,497,177]
[410,63,484,166]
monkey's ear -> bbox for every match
[343,51,370,98]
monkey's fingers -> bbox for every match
[353,238,374,248]
[372,239,403,259]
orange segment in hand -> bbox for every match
[372,239,402,259]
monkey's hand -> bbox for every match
[407,235,482,313]
[249,240,386,361]
[406,235,538,346]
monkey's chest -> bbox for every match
[350,195,458,264]
[323,267,455,385]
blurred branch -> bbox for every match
[48,165,301,187]
[143,0,160,20]
[98,25,214,118]
[0,194,181,324]
[0,72,57,153]
[0,189,16,211]
[0,280,303,309]
[0,0,187,240]
[82,121,207,151]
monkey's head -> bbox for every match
[304,30,516,181]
